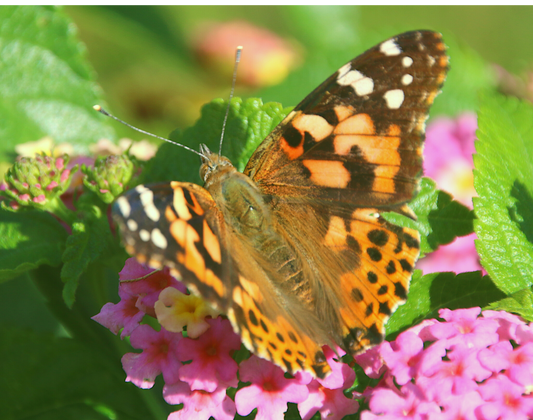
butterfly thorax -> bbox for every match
[200,146,312,305]
[200,145,272,237]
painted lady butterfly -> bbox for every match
[112,31,448,378]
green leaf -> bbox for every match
[0,208,68,282]
[144,97,290,184]
[386,270,505,337]
[1,327,159,420]
[486,287,533,322]
[384,178,475,256]
[0,6,115,162]
[61,215,111,307]
[474,92,533,294]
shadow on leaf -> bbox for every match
[508,179,533,246]
[426,190,474,250]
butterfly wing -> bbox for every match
[270,199,421,355]
[113,182,232,311]
[113,182,333,377]
[245,31,448,212]
[241,31,447,354]
[114,181,333,377]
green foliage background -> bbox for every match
[2,5,533,420]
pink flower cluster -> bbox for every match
[93,258,359,420]
[356,307,533,420]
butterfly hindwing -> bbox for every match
[316,204,421,353]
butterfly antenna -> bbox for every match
[218,46,243,157]
[93,105,208,160]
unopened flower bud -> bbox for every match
[1,153,77,210]
[82,154,138,204]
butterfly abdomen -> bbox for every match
[207,167,313,301]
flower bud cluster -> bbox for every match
[82,154,137,203]
[1,153,76,209]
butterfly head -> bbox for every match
[199,144,234,184]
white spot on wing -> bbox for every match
[428,55,436,66]
[337,62,352,78]
[402,74,413,86]
[127,219,138,231]
[402,56,413,67]
[116,197,131,218]
[135,185,148,194]
[139,229,150,242]
[337,70,374,96]
[380,39,402,56]
[151,228,168,249]
[383,89,405,109]
[139,189,160,222]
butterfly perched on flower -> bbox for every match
[112,30,448,378]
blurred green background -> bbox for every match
[64,5,533,141]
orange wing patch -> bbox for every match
[280,111,334,161]
[320,207,420,352]
[347,221,419,351]
[228,274,331,379]
[167,186,226,301]
[302,160,350,188]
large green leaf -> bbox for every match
[61,215,112,308]
[384,178,475,256]
[0,208,68,282]
[486,287,533,322]
[474,93,533,294]
[0,6,114,162]
[1,327,160,420]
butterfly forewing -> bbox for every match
[245,30,448,211]
[112,30,448,379]
[113,182,232,311]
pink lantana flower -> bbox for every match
[92,258,186,337]
[437,391,484,420]
[122,324,182,388]
[177,317,241,392]
[353,344,386,379]
[429,307,500,350]
[164,382,236,420]
[483,309,524,342]
[359,308,533,419]
[380,331,424,386]
[477,374,533,420]
[299,380,359,420]
[418,113,482,275]
[480,341,533,387]
[235,355,309,420]
[418,342,491,402]
[92,284,144,338]
[362,383,440,420]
